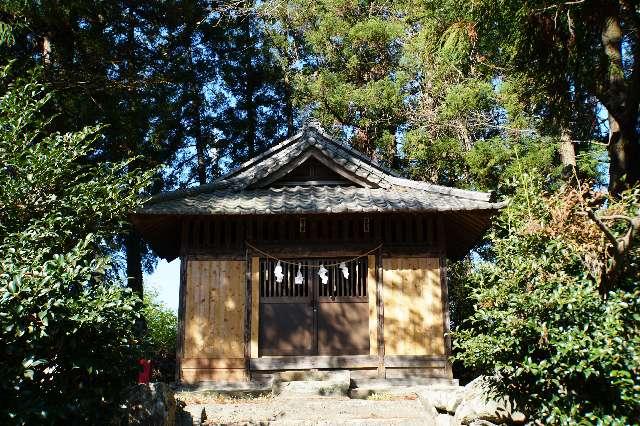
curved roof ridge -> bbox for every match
[143,123,499,206]
[307,123,400,177]
[388,176,493,202]
[145,128,309,204]
[213,128,306,182]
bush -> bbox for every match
[453,173,640,424]
[143,291,178,382]
[0,68,151,423]
[1,240,143,423]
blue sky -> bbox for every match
[144,259,180,312]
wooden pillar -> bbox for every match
[376,248,385,378]
[176,218,190,383]
[176,255,188,383]
[437,215,453,378]
[440,255,452,378]
[367,255,378,356]
[250,256,260,359]
[244,248,252,378]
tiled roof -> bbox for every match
[141,185,503,216]
[138,123,504,215]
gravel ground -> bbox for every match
[181,394,435,425]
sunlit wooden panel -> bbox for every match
[383,257,444,356]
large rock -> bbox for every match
[418,392,440,425]
[125,382,176,426]
[453,376,525,425]
[436,413,455,426]
[416,385,464,414]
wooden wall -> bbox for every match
[382,257,445,357]
[178,254,449,383]
[181,259,246,383]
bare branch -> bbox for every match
[598,214,636,223]
[583,207,640,294]
[586,209,620,251]
[534,0,585,13]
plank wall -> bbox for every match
[382,257,445,357]
[181,259,246,383]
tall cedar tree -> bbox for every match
[215,1,293,166]
[456,0,640,193]
[1,1,192,294]
[256,1,404,165]
[162,0,225,185]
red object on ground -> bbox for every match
[138,359,151,384]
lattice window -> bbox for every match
[259,257,368,300]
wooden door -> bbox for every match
[258,258,315,356]
[258,257,370,357]
[316,257,369,355]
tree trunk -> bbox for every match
[189,50,207,185]
[123,5,143,298]
[600,9,640,193]
[210,142,221,178]
[194,105,207,185]
[126,228,144,298]
[244,67,257,158]
[242,6,257,158]
[559,126,576,168]
[387,127,400,169]
[284,73,295,137]
[42,34,52,65]
[607,112,640,193]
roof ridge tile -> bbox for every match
[143,124,497,206]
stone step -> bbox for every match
[175,376,274,398]
[273,370,351,397]
[349,377,459,399]
[351,377,459,388]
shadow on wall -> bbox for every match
[383,261,445,357]
[184,260,245,359]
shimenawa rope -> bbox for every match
[244,241,382,268]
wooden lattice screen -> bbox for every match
[259,257,368,300]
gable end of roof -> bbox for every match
[142,123,499,207]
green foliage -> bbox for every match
[466,137,560,193]
[142,291,177,381]
[0,70,152,423]
[0,72,149,253]
[270,0,408,160]
[1,240,142,423]
[463,0,639,191]
[404,134,468,187]
[0,22,15,46]
[440,80,494,122]
[453,173,640,424]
